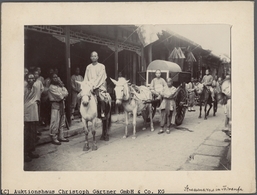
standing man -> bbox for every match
[33,70,44,128]
[186,77,196,112]
[218,77,223,86]
[24,67,29,86]
[40,68,54,127]
[70,67,83,120]
[36,67,44,84]
[158,78,177,134]
[212,75,221,94]
[201,68,215,102]
[24,73,40,162]
[48,74,69,145]
[84,51,107,118]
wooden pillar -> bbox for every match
[115,28,119,80]
[141,46,145,71]
[65,26,71,125]
[133,52,137,84]
[148,44,152,65]
[114,28,119,114]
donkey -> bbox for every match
[76,81,112,151]
[110,77,154,139]
[195,83,217,119]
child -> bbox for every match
[158,78,177,134]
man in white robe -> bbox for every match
[24,74,40,162]
[84,51,107,118]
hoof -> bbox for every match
[83,145,90,151]
[204,117,207,120]
[151,128,155,132]
[132,136,136,139]
[142,127,146,131]
[92,145,98,151]
[100,136,105,140]
[198,116,201,118]
[104,136,109,141]
[123,135,127,139]
[213,114,216,116]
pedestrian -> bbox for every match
[218,77,223,86]
[41,68,54,127]
[212,75,221,94]
[201,68,215,102]
[24,73,40,162]
[48,73,69,145]
[44,68,54,88]
[24,67,29,86]
[83,51,108,118]
[158,78,177,134]
[36,67,44,84]
[221,78,231,136]
[186,77,196,112]
[70,67,83,120]
[33,70,44,132]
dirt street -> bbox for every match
[24,105,227,171]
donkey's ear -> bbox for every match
[110,78,118,85]
[126,80,130,83]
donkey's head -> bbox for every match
[76,81,93,107]
[110,77,130,105]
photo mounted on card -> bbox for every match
[1,2,255,194]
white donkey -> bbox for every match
[111,77,154,139]
[76,81,112,151]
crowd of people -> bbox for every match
[24,51,231,163]
[24,66,85,162]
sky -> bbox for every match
[140,24,231,61]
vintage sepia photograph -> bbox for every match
[23,24,231,171]
[1,2,255,194]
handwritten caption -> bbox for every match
[184,185,243,193]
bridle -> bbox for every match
[115,83,129,102]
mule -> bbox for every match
[195,83,217,119]
[110,77,154,139]
[77,81,112,151]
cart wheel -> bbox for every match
[175,85,187,126]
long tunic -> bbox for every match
[186,82,195,107]
[48,84,68,114]
[33,80,44,101]
[24,83,39,122]
[150,77,167,94]
[37,76,44,84]
[71,75,83,92]
[201,75,213,87]
[159,86,177,111]
[84,63,107,89]
[212,80,221,93]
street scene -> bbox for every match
[24,106,230,171]
[24,25,231,171]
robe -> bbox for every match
[24,83,39,122]
[84,63,107,89]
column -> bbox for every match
[133,52,137,84]
[115,28,119,80]
[65,26,71,125]
[148,44,152,65]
